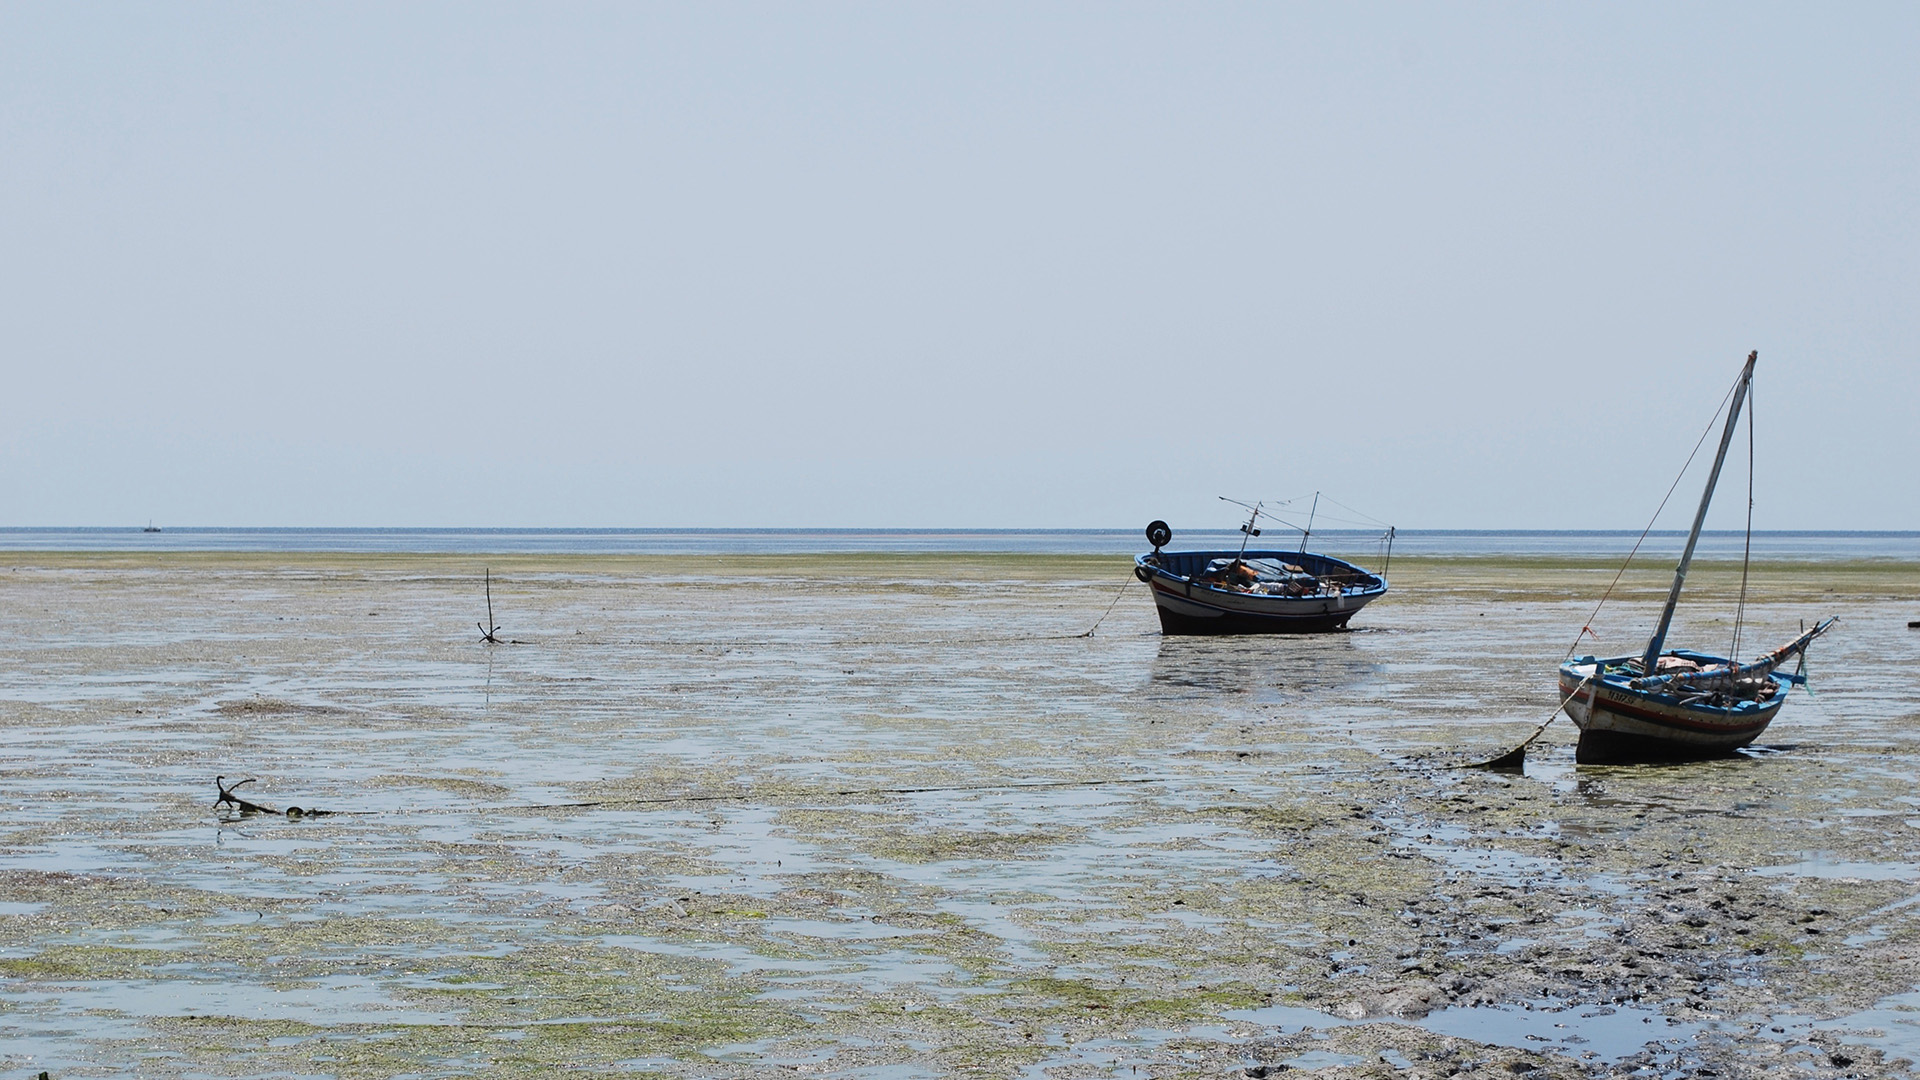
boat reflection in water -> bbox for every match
[1146,633,1374,704]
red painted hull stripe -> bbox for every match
[1559,678,1774,736]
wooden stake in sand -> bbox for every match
[479,568,503,644]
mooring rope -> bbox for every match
[1729,383,1756,663]
[217,772,1258,820]
[1458,672,1598,769]
[1077,571,1139,638]
[1563,371,1744,661]
[500,572,1146,650]
[214,754,1464,822]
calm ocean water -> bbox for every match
[0,527,1915,559]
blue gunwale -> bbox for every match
[1558,653,1789,731]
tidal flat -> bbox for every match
[1,551,1917,1079]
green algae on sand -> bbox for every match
[1,552,1917,1077]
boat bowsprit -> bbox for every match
[1133,504,1390,635]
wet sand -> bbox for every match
[1,552,1917,1078]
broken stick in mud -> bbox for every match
[479,567,503,644]
[214,775,332,818]
[214,775,275,814]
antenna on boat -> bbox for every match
[1641,351,1756,674]
[1299,492,1319,553]
[1216,496,1268,560]
[1236,502,1262,559]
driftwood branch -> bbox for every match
[214,775,274,814]
[214,775,333,818]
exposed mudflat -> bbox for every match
[1,552,1917,1078]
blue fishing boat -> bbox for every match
[1557,351,1834,764]
[1133,499,1390,635]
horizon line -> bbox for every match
[5,526,1917,536]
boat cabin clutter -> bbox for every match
[1193,558,1345,597]
[1601,654,1784,705]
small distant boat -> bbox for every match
[142,521,162,533]
[1558,351,1833,764]
[1133,497,1391,635]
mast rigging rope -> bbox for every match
[1562,367,1744,661]
[1730,384,1756,662]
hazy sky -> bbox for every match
[3,3,1914,529]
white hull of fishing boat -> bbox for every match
[1146,575,1374,623]
[1134,548,1387,635]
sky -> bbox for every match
[2,3,1914,530]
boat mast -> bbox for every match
[1236,502,1262,559]
[1641,351,1757,673]
[1299,492,1319,553]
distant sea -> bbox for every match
[1,528,1916,560]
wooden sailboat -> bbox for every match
[1557,351,1834,764]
